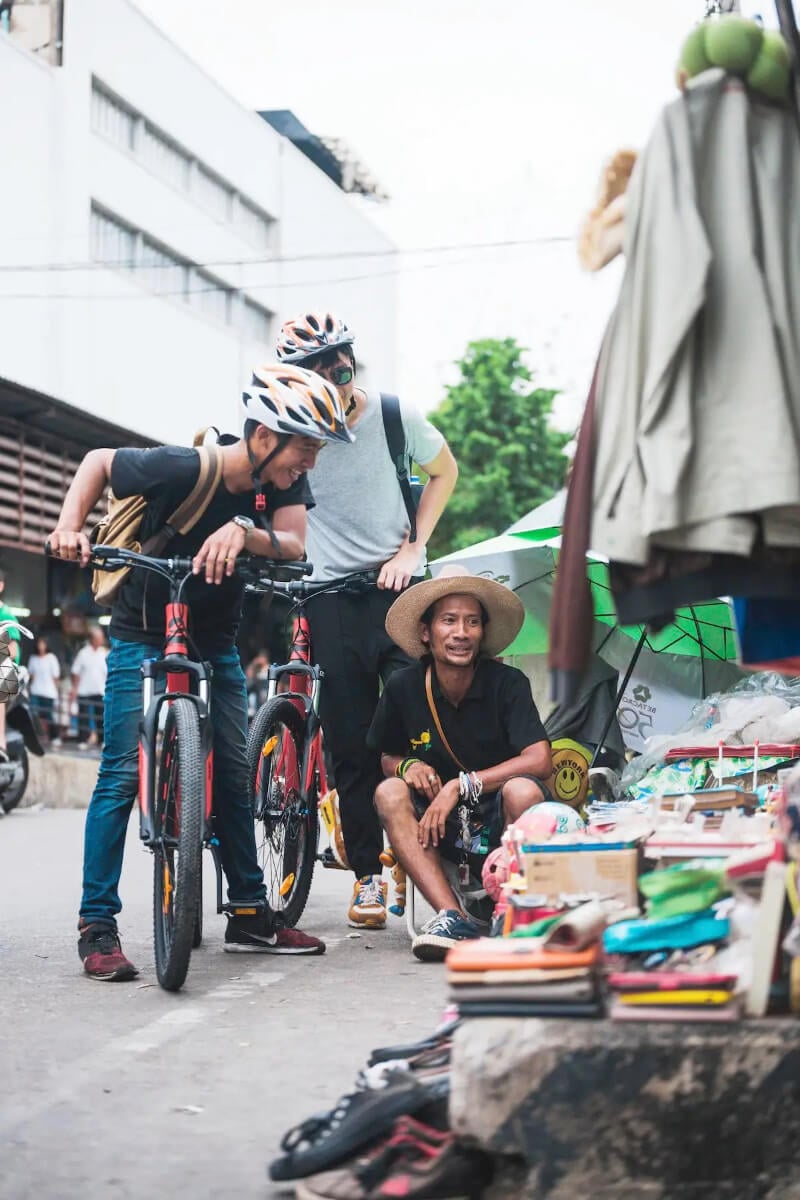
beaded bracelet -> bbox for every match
[395,757,421,780]
[458,770,484,807]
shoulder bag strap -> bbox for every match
[380,392,417,544]
[425,663,468,771]
[143,445,224,555]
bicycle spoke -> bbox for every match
[247,697,318,926]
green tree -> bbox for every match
[426,338,571,559]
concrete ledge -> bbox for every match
[451,1017,800,1199]
[24,751,99,809]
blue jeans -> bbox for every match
[80,638,267,928]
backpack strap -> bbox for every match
[142,445,224,555]
[380,392,417,544]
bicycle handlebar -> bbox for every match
[261,568,381,601]
[45,541,313,583]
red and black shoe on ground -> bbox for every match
[78,924,139,982]
[224,911,326,955]
[294,1116,493,1200]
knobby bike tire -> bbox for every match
[246,696,318,928]
[153,697,204,991]
[192,869,204,949]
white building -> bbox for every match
[0,0,396,618]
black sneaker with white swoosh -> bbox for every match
[224,911,325,955]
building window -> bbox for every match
[195,164,233,222]
[90,203,266,332]
[140,123,192,192]
[187,267,231,326]
[236,197,273,249]
[90,80,275,246]
[141,237,187,298]
[90,207,137,268]
[239,298,272,345]
[91,83,137,152]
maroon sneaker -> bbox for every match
[224,912,326,955]
[78,924,139,981]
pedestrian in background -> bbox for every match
[29,635,61,745]
[70,626,108,749]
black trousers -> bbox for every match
[306,586,413,878]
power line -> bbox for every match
[0,233,573,275]
[0,238,580,303]
[0,250,495,303]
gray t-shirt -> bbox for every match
[305,390,444,582]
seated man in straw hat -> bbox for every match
[367,568,552,961]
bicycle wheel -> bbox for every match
[247,696,318,927]
[192,869,204,949]
[153,697,204,991]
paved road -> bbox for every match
[0,807,447,1200]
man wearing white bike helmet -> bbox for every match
[48,366,352,982]
[267,311,458,931]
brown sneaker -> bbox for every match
[348,875,387,929]
[78,924,139,981]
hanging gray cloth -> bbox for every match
[591,70,800,567]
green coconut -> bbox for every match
[746,28,792,101]
[677,23,712,83]
[704,14,764,73]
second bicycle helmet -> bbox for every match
[241,363,354,445]
[275,311,355,364]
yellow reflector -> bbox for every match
[279,873,295,896]
[262,736,279,758]
[162,863,173,915]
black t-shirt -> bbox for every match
[366,656,548,781]
[108,446,314,651]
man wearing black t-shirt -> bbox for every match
[367,570,552,962]
[48,366,353,981]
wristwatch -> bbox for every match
[232,515,255,546]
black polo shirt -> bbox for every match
[367,656,548,780]
[108,445,313,651]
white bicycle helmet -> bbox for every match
[275,311,355,364]
[242,364,353,445]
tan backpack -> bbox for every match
[90,443,223,607]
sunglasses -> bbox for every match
[307,350,354,387]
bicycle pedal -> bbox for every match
[319,847,348,870]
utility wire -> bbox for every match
[0,233,573,275]
[0,250,499,302]
[0,238,579,303]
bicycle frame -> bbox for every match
[75,544,313,918]
[264,611,329,811]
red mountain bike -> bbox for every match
[85,544,311,991]
[245,570,380,927]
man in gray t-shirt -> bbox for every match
[270,311,458,930]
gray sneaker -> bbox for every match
[411,909,480,963]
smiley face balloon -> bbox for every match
[548,739,590,810]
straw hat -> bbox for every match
[386,566,525,659]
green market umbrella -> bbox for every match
[508,533,739,761]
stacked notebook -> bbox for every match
[446,938,602,1018]
[606,969,741,1022]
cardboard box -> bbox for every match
[523,847,639,907]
